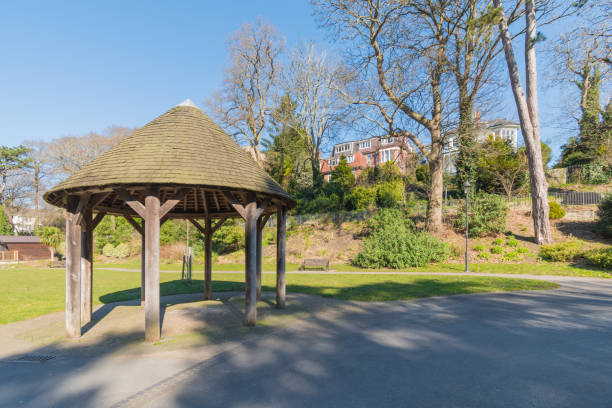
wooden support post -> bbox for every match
[204,217,212,300]
[144,191,161,342]
[276,206,287,309]
[256,217,263,301]
[66,196,83,338]
[244,199,258,326]
[80,207,93,323]
[140,219,145,305]
[189,217,225,301]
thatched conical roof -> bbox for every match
[44,101,295,218]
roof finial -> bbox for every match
[177,99,197,108]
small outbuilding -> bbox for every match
[0,236,50,261]
[44,100,295,342]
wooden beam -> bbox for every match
[222,191,247,220]
[116,188,146,219]
[89,191,111,211]
[81,206,94,324]
[123,214,143,235]
[259,213,272,231]
[90,212,106,231]
[159,188,190,219]
[254,198,271,219]
[144,192,161,342]
[204,217,212,300]
[244,199,258,326]
[187,218,205,235]
[276,206,287,309]
[256,217,263,301]
[201,190,208,216]
[213,191,220,212]
[74,193,91,227]
[212,218,226,233]
[141,219,145,305]
[66,196,82,338]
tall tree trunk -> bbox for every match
[34,166,40,230]
[495,0,551,244]
[427,137,444,233]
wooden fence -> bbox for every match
[0,250,19,261]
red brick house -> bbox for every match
[320,135,414,181]
[0,236,50,261]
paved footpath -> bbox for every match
[1,276,612,407]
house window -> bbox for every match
[346,155,354,164]
[366,154,373,165]
[328,158,339,166]
[380,137,393,145]
[380,149,395,163]
[359,140,371,149]
[335,144,351,154]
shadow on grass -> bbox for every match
[557,220,612,245]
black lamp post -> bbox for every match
[463,180,471,273]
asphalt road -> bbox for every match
[2,277,612,407]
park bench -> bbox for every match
[48,260,66,268]
[299,258,330,271]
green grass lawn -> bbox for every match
[0,266,558,324]
[102,260,612,278]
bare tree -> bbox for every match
[493,0,554,243]
[550,1,611,134]
[23,140,53,228]
[207,19,284,165]
[314,0,463,232]
[283,42,349,185]
[47,126,131,177]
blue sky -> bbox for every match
[0,1,576,162]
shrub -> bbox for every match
[448,244,461,259]
[503,251,521,261]
[111,243,130,258]
[493,238,503,245]
[102,243,115,257]
[582,161,611,184]
[548,201,566,220]
[490,246,503,254]
[455,193,508,237]
[473,244,485,252]
[583,247,612,270]
[597,195,612,238]
[212,219,244,254]
[517,246,529,254]
[539,241,584,262]
[506,237,519,247]
[477,252,491,260]
[348,186,377,210]
[365,208,414,232]
[375,180,405,208]
[354,209,448,268]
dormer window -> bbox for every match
[380,137,393,145]
[359,140,371,149]
[328,158,339,166]
[335,144,351,154]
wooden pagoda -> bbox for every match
[44,100,295,342]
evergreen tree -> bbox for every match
[454,128,479,192]
[330,156,355,191]
[0,206,12,235]
[560,68,606,166]
[262,95,312,193]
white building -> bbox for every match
[443,118,521,175]
[11,215,35,234]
